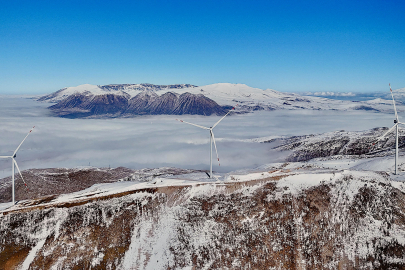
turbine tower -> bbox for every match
[0,126,34,204]
[375,84,404,175]
[176,107,236,178]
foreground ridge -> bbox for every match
[1,167,405,269]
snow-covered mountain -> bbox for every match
[38,83,404,118]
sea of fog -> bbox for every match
[0,96,396,178]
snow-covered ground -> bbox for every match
[308,155,396,172]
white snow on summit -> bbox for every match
[43,84,129,102]
[61,84,107,96]
[41,83,196,102]
[158,83,283,105]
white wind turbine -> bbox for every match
[176,107,236,178]
[375,84,404,175]
[0,126,35,204]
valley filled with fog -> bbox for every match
[0,96,396,178]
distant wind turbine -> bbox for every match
[0,126,35,204]
[375,84,404,175]
[176,107,236,178]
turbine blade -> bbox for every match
[0,156,12,158]
[211,131,220,166]
[375,124,397,143]
[13,159,29,191]
[390,84,399,121]
[175,119,210,130]
[13,126,35,156]
[212,105,237,129]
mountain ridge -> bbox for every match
[38,83,198,103]
[38,83,405,118]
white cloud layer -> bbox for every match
[0,97,396,179]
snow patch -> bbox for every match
[276,173,334,195]
[20,239,46,270]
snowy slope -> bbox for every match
[158,83,285,105]
[38,84,130,102]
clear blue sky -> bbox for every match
[1,0,404,94]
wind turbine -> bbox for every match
[0,126,34,204]
[375,84,404,175]
[176,107,236,178]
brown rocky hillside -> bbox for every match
[1,167,405,269]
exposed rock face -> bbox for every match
[268,127,405,162]
[147,92,179,114]
[49,94,130,118]
[172,92,226,115]
[125,91,159,115]
[48,91,228,118]
[1,169,405,269]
